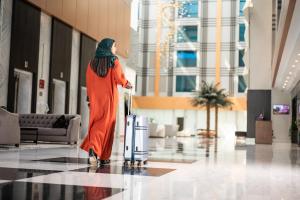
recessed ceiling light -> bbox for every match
[287,76,290,79]
[289,72,292,75]
[296,60,299,63]
[298,53,300,56]
[292,65,296,68]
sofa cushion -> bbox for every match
[38,128,67,136]
[19,115,56,128]
[20,128,38,135]
[52,115,67,128]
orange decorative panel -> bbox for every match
[132,96,247,111]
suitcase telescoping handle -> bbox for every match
[127,88,133,116]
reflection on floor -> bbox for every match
[0,181,123,200]
[0,167,61,180]
[0,136,299,199]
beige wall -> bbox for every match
[26,0,131,58]
[249,0,273,89]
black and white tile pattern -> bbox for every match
[0,137,300,200]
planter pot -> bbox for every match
[291,130,298,144]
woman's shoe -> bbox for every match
[88,149,98,166]
[100,159,110,165]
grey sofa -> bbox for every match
[19,114,81,144]
[0,108,20,147]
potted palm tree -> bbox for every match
[192,81,232,138]
[212,86,233,138]
[191,81,217,137]
[290,120,298,144]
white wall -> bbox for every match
[248,0,273,89]
[0,0,13,107]
[36,12,51,114]
[272,89,291,143]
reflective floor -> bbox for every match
[0,136,299,199]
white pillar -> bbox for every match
[36,12,51,114]
[0,0,13,107]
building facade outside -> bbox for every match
[134,0,248,136]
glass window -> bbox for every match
[176,76,196,92]
[239,49,245,67]
[238,75,247,93]
[240,0,246,16]
[178,1,198,18]
[177,51,197,67]
[239,24,245,42]
[177,26,198,43]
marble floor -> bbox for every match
[0,136,299,200]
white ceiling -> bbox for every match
[275,0,300,92]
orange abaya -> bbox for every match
[80,59,128,160]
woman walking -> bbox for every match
[81,38,132,166]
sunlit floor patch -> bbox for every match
[73,165,175,177]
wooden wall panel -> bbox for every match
[123,3,131,57]
[76,0,88,33]
[118,0,124,56]
[107,0,117,42]
[97,0,108,40]
[62,0,76,25]
[45,0,62,17]
[115,0,122,47]
[26,0,131,58]
[27,0,46,9]
[87,0,98,39]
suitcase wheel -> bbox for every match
[130,161,135,166]
[124,161,129,166]
[137,161,142,167]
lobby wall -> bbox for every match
[248,0,273,90]
[271,89,291,143]
[247,90,272,138]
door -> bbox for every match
[77,34,97,138]
[13,69,33,114]
[177,117,184,131]
[48,18,72,114]
[52,79,66,114]
[7,0,40,113]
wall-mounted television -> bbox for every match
[273,104,290,115]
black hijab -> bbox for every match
[91,38,117,77]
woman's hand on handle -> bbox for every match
[125,81,133,89]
